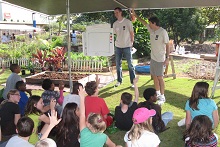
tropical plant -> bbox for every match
[45,47,65,71]
[32,49,47,69]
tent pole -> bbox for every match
[113,0,128,9]
[66,0,73,92]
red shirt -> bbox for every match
[85,96,110,123]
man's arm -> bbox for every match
[131,9,148,26]
[164,43,170,66]
[130,30,134,45]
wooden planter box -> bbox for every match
[25,71,96,87]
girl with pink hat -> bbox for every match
[124,107,160,147]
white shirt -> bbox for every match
[124,130,160,147]
[146,25,169,62]
[6,135,34,147]
[3,73,22,99]
[62,94,80,109]
[113,18,133,48]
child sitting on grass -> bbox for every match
[0,89,21,141]
[124,108,160,147]
[184,115,217,147]
[62,82,83,108]
[185,82,219,129]
[114,77,139,131]
[25,95,56,145]
[56,103,80,147]
[3,64,22,100]
[41,79,64,115]
[78,86,122,147]
[5,117,34,147]
[138,87,173,134]
[16,81,32,116]
[84,75,113,127]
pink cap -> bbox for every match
[133,108,156,124]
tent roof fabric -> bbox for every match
[3,0,220,15]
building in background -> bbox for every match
[0,0,49,35]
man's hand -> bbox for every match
[164,58,169,66]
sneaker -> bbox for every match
[115,82,121,87]
[177,118,186,127]
[157,95,166,105]
[131,84,134,88]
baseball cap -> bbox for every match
[133,108,156,124]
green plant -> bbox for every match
[27,61,35,70]
[45,47,65,71]
[51,36,64,48]
[16,35,26,42]
[32,49,47,68]
[133,17,151,58]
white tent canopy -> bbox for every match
[0,24,41,31]
[3,0,220,15]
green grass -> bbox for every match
[1,68,220,147]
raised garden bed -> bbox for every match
[25,71,96,87]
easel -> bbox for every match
[211,42,220,98]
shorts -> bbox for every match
[150,59,164,76]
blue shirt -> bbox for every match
[185,98,217,123]
[18,91,29,116]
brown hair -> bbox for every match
[183,115,214,146]
[189,82,209,110]
[85,81,97,96]
[7,89,19,99]
[121,92,132,105]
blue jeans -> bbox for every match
[115,47,135,84]
[161,111,173,126]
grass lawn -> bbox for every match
[0,66,220,147]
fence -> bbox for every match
[190,61,216,79]
[0,58,104,72]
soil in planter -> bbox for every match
[33,72,90,80]
[26,72,93,87]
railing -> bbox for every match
[0,58,104,72]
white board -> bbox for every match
[82,24,114,56]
